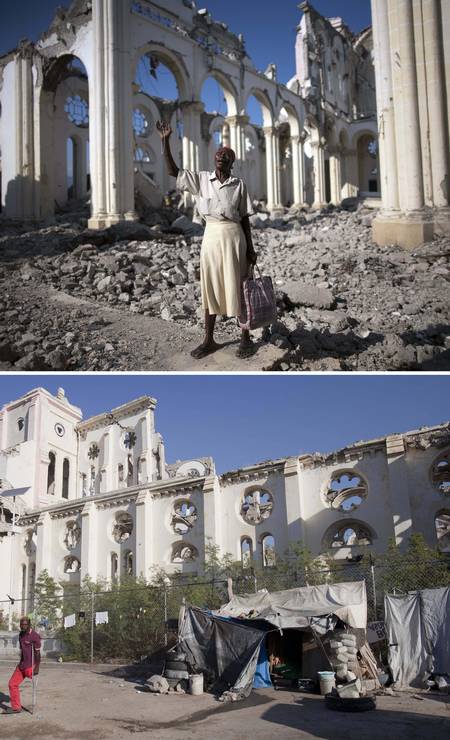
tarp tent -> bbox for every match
[385,586,450,688]
[178,581,368,698]
[219,581,367,630]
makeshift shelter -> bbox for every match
[385,586,450,688]
[178,581,369,699]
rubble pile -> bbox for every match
[0,204,449,370]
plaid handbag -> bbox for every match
[239,265,277,331]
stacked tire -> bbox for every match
[163,651,190,689]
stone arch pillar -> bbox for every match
[328,147,342,205]
[290,133,306,207]
[88,0,137,229]
[311,137,327,209]
[263,126,282,210]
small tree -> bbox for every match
[32,569,60,630]
[376,533,450,595]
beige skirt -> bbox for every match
[200,220,248,316]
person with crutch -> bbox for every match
[3,616,41,715]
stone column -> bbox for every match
[3,43,36,219]
[88,0,137,229]
[371,0,449,246]
[422,0,449,209]
[179,100,203,207]
[393,0,424,213]
[290,134,306,207]
[263,126,282,210]
[80,500,98,581]
[135,489,152,578]
[35,512,52,576]
[180,101,203,171]
[328,148,342,205]
[311,138,327,208]
[370,0,399,212]
[225,115,248,178]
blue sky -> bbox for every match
[0,1,372,124]
[1,376,448,473]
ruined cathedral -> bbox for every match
[0,0,448,248]
[0,386,449,608]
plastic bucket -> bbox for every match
[189,674,204,695]
[318,671,336,696]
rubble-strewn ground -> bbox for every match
[0,662,449,739]
[1,204,449,371]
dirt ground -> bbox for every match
[0,662,449,740]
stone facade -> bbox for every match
[1,387,449,609]
[0,0,377,226]
[371,0,450,247]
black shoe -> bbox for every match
[3,708,22,715]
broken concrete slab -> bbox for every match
[280,280,336,310]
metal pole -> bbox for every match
[7,496,16,631]
[90,591,95,664]
[163,586,168,647]
[371,564,377,617]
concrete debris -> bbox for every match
[146,675,170,694]
[0,204,449,371]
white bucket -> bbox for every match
[318,671,336,696]
[189,674,204,695]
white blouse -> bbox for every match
[176,169,254,223]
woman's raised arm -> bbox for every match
[156,120,179,177]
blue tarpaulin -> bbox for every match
[253,641,272,688]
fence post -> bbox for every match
[90,590,95,664]
[163,585,168,647]
[253,572,258,594]
[371,563,377,617]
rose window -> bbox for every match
[241,490,273,525]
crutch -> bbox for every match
[30,643,38,715]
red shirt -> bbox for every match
[18,629,41,670]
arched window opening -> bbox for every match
[201,77,229,117]
[111,553,118,581]
[81,473,87,497]
[127,455,134,486]
[124,550,133,576]
[435,511,450,552]
[89,466,96,496]
[62,458,70,499]
[241,537,253,568]
[47,452,56,495]
[64,95,89,127]
[324,471,368,512]
[261,535,276,567]
[431,451,450,496]
[172,500,198,534]
[172,542,198,563]
[118,463,124,486]
[64,556,81,573]
[112,512,133,543]
[326,523,373,549]
[241,489,273,524]
[246,95,264,128]
[357,134,379,195]
[135,55,179,101]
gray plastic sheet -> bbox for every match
[385,587,450,687]
[178,606,267,695]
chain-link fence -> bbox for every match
[1,557,449,662]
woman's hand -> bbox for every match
[156,120,173,140]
